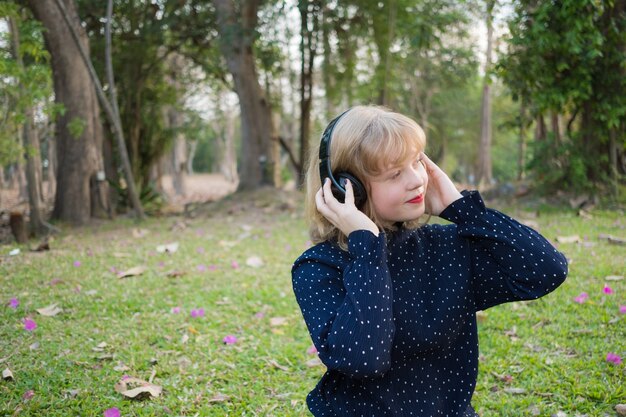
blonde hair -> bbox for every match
[305,105,427,250]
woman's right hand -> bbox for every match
[316,178,379,237]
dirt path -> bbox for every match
[0,174,238,243]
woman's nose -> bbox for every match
[407,168,424,189]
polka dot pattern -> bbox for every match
[292,190,568,416]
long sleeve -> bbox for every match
[440,190,568,311]
[291,230,396,379]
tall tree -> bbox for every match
[476,0,495,187]
[213,0,277,190]
[24,0,110,224]
[298,0,321,187]
[9,16,44,235]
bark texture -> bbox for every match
[26,0,107,224]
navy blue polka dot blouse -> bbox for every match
[292,191,568,416]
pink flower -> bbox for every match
[223,335,238,345]
[197,264,207,272]
[231,261,239,269]
[104,408,121,417]
[606,352,622,365]
[73,260,81,267]
[619,305,626,314]
[22,390,35,401]
[208,264,217,271]
[171,306,181,314]
[254,311,265,319]
[603,285,614,294]
[23,318,37,331]
[190,308,205,318]
[9,298,19,309]
[573,292,589,304]
[196,247,205,254]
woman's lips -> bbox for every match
[407,194,424,204]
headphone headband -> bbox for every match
[318,108,367,207]
[319,109,351,187]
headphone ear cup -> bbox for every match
[335,172,367,208]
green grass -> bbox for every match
[0,192,624,416]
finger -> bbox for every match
[323,177,340,209]
[315,187,325,208]
[344,179,355,206]
[316,186,334,216]
[421,153,435,169]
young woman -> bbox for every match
[292,105,568,416]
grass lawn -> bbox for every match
[1,190,624,416]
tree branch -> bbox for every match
[276,135,301,174]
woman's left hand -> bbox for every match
[421,154,463,216]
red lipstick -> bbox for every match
[407,194,424,204]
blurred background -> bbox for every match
[0,0,624,238]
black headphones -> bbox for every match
[318,109,367,207]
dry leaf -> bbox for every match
[615,404,626,416]
[246,256,264,268]
[118,266,147,278]
[207,393,229,403]
[112,252,131,258]
[36,304,63,317]
[156,242,179,253]
[606,275,624,281]
[608,236,626,246]
[113,363,130,372]
[166,270,186,278]
[114,377,162,400]
[132,228,149,238]
[268,359,289,371]
[92,342,108,352]
[95,354,114,361]
[64,389,80,399]
[2,368,14,381]
[306,358,324,367]
[503,387,526,395]
[218,240,237,248]
[270,317,288,327]
[556,235,580,244]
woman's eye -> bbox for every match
[391,171,401,179]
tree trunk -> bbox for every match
[213,0,276,190]
[371,0,397,106]
[517,101,527,181]
[9,17,45,236]
[26,0,108,224]
[45,133,57,202]
[550,112,561,145]
[535,114,546,142]
[299,0,320,189]
[476,0,495,188]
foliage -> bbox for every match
[0,196,624,415]
[498,0,626,194]
[0,3,52,168]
